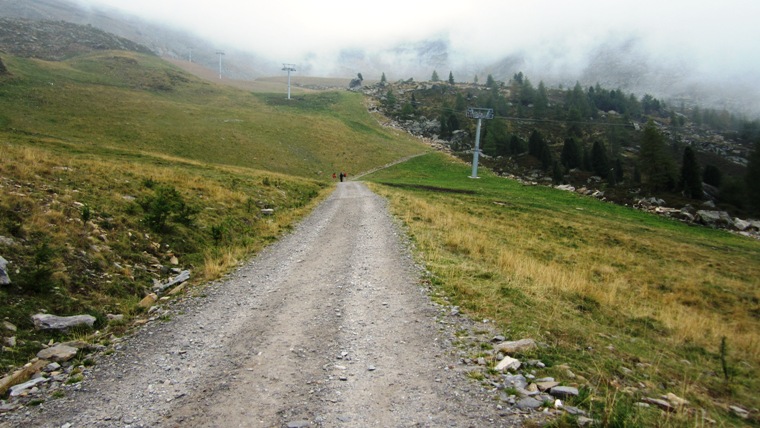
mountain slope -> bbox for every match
[0,49,426,179]
[0,0,272,79]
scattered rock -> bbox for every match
[695,210,733,228]
[31,313,96,331]
[516,396,543,410]
[729,405,749,419]
[153,270,190,293]
[495,338,537,354]
[107,314,125,322]
[261,208,275,216]
[9,377,48,397]
[168,283,186,295]
[536,381,559,391]
[733,218,752,231]
[641,397,675,412]
[664,392,689,408]
[503,374,528,389]
[3,336,16,347]
[0,359,48,396]
[0,401,21,413]
[0,256,10,285]
[36,344,78,362]
[550,386,579,398]
[2,321,17,332]
[564,405,586,416]
[495,356,521,371]
[139,293,158,308]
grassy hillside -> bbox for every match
[0,50,427,377]
[0,51,426,180]
[363,152,760,426]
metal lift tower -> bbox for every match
[216,51,225,79]
[282,64,296,99]
[466,107,494,178]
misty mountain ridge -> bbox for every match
[1,0,757,117]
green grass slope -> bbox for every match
[363,152,760,426]
[0,51,426,179]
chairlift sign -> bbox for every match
[466,107,494,120]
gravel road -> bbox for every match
[3,182,520,427]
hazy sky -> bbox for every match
[79,0,759,82]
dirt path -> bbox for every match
[4,182,518,427]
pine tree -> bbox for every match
[703,164,723,187]
[454,93,466,111]
[528,130,544,158]
[519,78,535,107]
[552,160,564,184]
[380,72,387,84]
[448,71,455,85]
[510,135,525,154]
[591,140,610,178]
[431,70,440,82]
[633,165,642,184]
[384,89,397,109]
[486,74,496,88]
[639,121,676,191]
[483,120,509,157]
[560,137,582,169]
[680,146,703,199]
[534,81,548,119]
[540,142,553,170]
[400,102,414,120]
[746,138,760,213]
[582,146,593,171]
[614,158,625,182]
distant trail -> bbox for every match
[350,152,429,180]
[5,181,516,427]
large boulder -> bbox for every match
[31,313,96,331]
[695,210,733,228]
[37,344,78,362]
[495,338,537,354]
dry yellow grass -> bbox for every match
[365,150,760,423]
[372,179,760,367]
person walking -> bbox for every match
[339,172,344,182]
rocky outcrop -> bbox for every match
[0,18,154,61]
[0,56,8,75]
